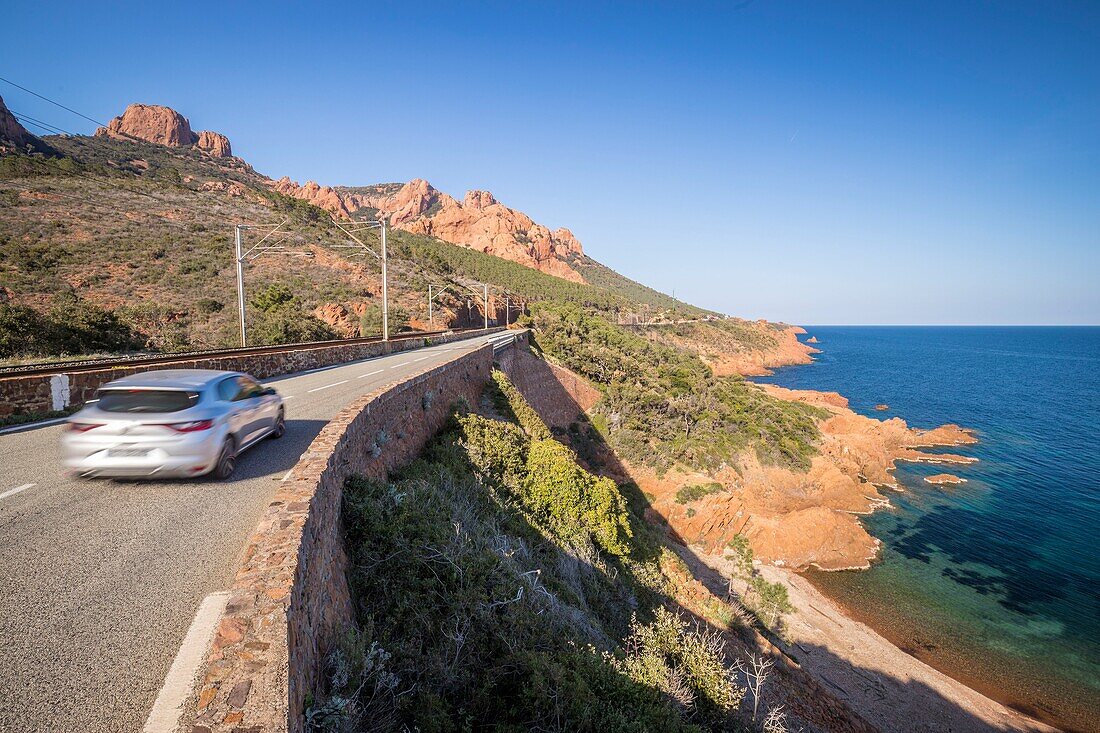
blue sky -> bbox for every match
[3,1,1097,324]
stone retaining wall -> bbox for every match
[0,329,502,419]
[188,342,498,733]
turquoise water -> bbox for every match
[755,327,1100,732]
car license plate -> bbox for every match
[110,447,150,457]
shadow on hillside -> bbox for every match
[492,343,1056,733]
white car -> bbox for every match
[61,369,284,479]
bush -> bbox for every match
[338,447,703,731]
[724,535,754,579]
[748,578,793,629]
[611,608,745,724]
[488,368,551,439]
[47,293,144,355]
[675,482,724,505]
[358,304,410,337]
[526,303,827,473]
[523,437,633,557]
[0,304,49,358]
[251,283,295,312]
[250,307,337,346]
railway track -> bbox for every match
[0,329,467,378]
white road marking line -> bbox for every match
[0,483,35,501]
[282,395,295,400]
[412,356,431,362]
[0,418,69,436]
[389,362,411,369]
[142,591,230,733]
[357,369,385,379]
[307,380,349,393]
[280,469,294,482]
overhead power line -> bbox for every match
[0,75,106,128]
[12,111,70,136]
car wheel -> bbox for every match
[271,411,286,439]
[213,438,236,480]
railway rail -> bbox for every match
[0,328,467,378]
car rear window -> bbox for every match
[95,389,200,413]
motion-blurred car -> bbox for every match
[61,369,284,479]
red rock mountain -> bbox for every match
[277,177,586,282]
[93,102,585,281]
[0,94,38,150]
[95,103,233,158]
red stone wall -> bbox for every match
[498,344,600,429]
[187,343,495,732]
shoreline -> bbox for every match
[751,560,1058,732]
[740,335,1074,732]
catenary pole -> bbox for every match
[381,220,389,341]
[235,225,246,347]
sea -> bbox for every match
[754,326,1100,733]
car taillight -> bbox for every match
[67,422,103,433]
[163,420,214,433]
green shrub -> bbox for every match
[522,437,633,557]
[196,297,223,314]
[0,303,49,358]
[249,306,337,345]
[748,577,793,629]
[251,283,296,312]
[488,368,551,439]
[526,303,827,473]
[358,304,410,337]
[724,535,754,579]
[338,438,706,732]
[611,608,744,725]
[675,482,724,505]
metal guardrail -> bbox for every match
[0,328,477,378]
[489,330,522,353]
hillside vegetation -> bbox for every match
[321,372,779,732]
[0,137,708,360]
[521,304,827,473]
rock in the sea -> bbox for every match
[874,404,889,411]
[807,336,820,343]
[924,473,967,485]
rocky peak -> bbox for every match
[273,174,587,282]
[96,103,194,147]
[270,176,349,218]
[95,103,233,158]
[194,130,232,158]
[0,94,40,149]
[464,190,498,210]
[552,227,584,255]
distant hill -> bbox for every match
[0,98,714,359]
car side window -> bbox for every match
[217,378,242,402]
[239,377,263,399]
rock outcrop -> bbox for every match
[925,473,966,485]
[0,94,41,150]
[350,179,586,282]
[278,177,588,282]
[194,130,232,157]
[95,103,233,157]
[641,383,980,570]
[270,177,350,218]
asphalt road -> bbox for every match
[0,333,503,733]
